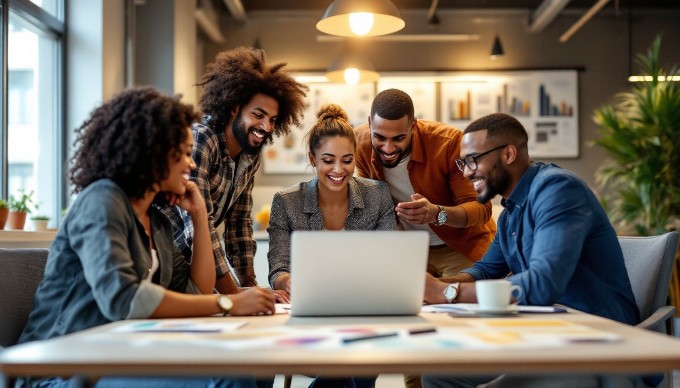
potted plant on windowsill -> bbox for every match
[30,215,50,231]
[0,199,8,230]
[7,190,34,230]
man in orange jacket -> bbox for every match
[355,88,496,277]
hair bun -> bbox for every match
[316,104,349,123]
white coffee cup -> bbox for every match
[475,279,523,312]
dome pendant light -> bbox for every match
[316,0,405,37]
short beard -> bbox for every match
[372,142,409,169]
[232,114,269,155]
[477,160,510,204]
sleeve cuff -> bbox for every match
[126,280,165,319]
[460,267,483,280]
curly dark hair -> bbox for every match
[70,87,199,199]
[306,104,356,155]
[197,47,308,141]
[370,88,415,121]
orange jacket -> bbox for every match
[355,120,496,262]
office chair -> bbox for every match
[619,231,679,388]
[0,248,49,388]
[618,232,679,335]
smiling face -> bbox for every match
[161,126,195,195]
[460,129,511,203]
[231,93,279,155]
[310,136,356,195]
[369,114,414,169]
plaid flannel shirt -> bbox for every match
[163,119,259,287]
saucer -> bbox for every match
[471,305,519,316]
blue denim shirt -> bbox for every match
[19,179,200,345]
[463,163,640,325]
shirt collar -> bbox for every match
[502,162,540,212]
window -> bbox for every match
[2,0,64,225]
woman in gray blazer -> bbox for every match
[267,104,396,388]
[267,104,397,292]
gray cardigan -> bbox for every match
[266,176,397,287]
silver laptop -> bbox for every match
[290,230,429,316]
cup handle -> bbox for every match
[510,285,523,305]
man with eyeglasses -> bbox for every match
[422,113,640,388]
[355,89,496,281]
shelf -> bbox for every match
[0,229,57,248]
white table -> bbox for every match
[2,311,680,380]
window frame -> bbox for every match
[0,0,65,219]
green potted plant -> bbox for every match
[593,35,680,309]
[0,199,8,230]
[29,214,51,231]
[7,189,34,230]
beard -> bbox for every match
[232,114,270,155]
[372,142,410,169]
[477,160,510,204]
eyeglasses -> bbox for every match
[455,144,507,172]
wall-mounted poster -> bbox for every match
[263,70,578,174]
[263,77,375,174]
[439,70,579,158]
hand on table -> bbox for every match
[229,287,275,316]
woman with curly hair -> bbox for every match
[164,47,307,299]
[18,87,275,388]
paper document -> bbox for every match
[111,318,247,333]
[422,304,568,314]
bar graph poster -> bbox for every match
[263,80,374,174]
[440,70,579,158]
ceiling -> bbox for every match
[216,0,679,14]
[197,0,678,44]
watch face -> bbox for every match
[444,284,457,302]
[218,295,233,312]
[437,210,447,225]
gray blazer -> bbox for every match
[267,176,397,287]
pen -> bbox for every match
[409,328,437,335]
[133,329,222,333]
[342,332,398,344]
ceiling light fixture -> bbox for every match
[326,50,379,84]
[529,0,572,33]
[316,0,405,37]
[316,34,480,43]
[490,35,504,59]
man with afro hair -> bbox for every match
[165,47,307,295]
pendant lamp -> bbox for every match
[316,0,405,37]
[326,50,379,84]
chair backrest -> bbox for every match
[0,248,48,348]
[618,232,679,321]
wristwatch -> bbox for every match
[433,205,448,226]
[217,295,233,316]
[443,282,460,303]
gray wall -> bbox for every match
[203,8,680,191]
